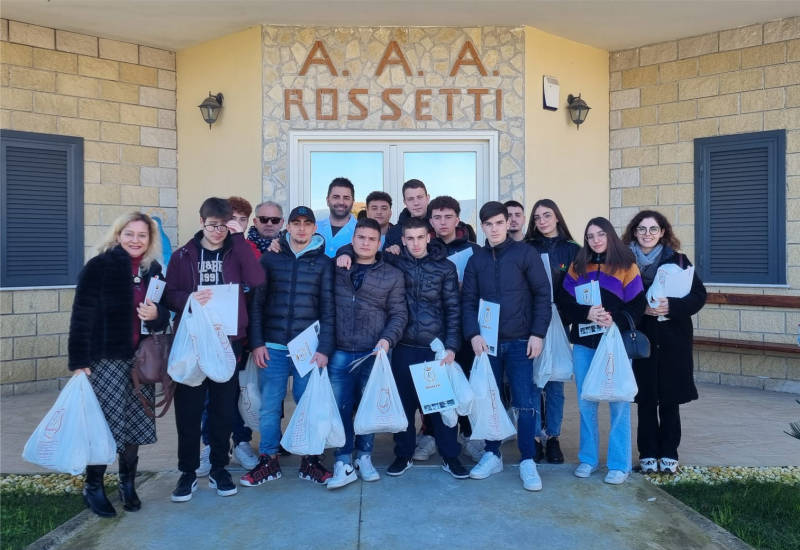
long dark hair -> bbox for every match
[524,198,574,242]
[622,209,681,250]
[573,217,635,276]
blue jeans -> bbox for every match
[328,350,376,464]
[573,344,631,472]
[536,380,565,438]
[257,348,311,456]
[484,339,541,462]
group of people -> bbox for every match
[67,176,706,517]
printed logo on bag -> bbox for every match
[488,388,501,433]
[377,388,391,414]
[44,409,64,439]
[291,410,309,447]
[601,353,616,396]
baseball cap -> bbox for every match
[288,206,316,223]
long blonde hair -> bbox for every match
[97,211,162,270]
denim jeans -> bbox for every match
[484,339,541,461]
[573,344,631,472]
[328,350,376,464]
[536,380,565,438]
[257,347,311,456]
[391,344,460,459]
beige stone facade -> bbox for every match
[609,16,800,393]
[0,20,176,395]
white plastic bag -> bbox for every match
[322,368,346,448]
[167,298,207,387]
[280,367,346,455]
[194,302,236,382]
[534,303,574,385]
[580,324,638,402]
[238,354,261,431]
[468,353,516,441]
[22,372,116,474]
[430,339,471,428]
[354,350,408,435]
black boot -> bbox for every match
[83,465,116,518]
[546,437,565,464]
[118,445,141,511]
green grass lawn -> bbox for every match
[1,492,87,550]
[662,481,800,550]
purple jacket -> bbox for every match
[165,231,265,341]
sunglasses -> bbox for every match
[257,216,282,224]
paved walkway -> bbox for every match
[3,381,798,549]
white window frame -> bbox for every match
[288,130,499,226]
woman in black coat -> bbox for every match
[68,211,169,517]
[623,210,706,475]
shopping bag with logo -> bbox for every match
[534,303,574,385]
[238,354,261,431]
[194,301,237,382]
[167,298,206,387]
[22,372,116,474]
[467,353,516,441]
[429,339,465,428]
[580,324,638,402]
[281,367,326,455]
[321,367,346,448]
[353,350,408,435]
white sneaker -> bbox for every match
[659,458,679,474]
[326,461,357,490]
[469,451,503,480]
[519,459,542,491]
[355,455,380,482]
[639,458,658,474]
[574,463,597,478]
[232,442,259,470]
[412,434,436,461]
[196,445,211,477]
[604,470,629,485]
[464,438,485,463]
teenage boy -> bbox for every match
[365,190,393,247]
[336,217,467,478]
[317,178,357,257]
[248,201,284,253]
[165,197,264,502]
[504,200,526,242]
[383,179,430,253]
[461,201,551,491]
[240,206,336,487]
[326,218,407,489]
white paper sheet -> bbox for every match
[447,247,474,283]
[663,265,695,298]
[478,299,500,356]
[287,321,320,377]
[409,360,457,414]
[140,277,166,334]
[198,283,239,335]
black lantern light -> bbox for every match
[198,92,224,129]
[567,93,590,129]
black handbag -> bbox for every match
[619,311,651,360]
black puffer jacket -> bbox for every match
[462,238,552,341]
[349,241,461,350]
[437,225,480,256]
[528,235,581,325]
[69,246,170,370]
[248,234,335,357]
[383,208,429,250]
[334,252,407,352]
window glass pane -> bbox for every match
[310,152,383,220]
[403,152,477,230]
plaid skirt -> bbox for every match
[88,358,156,451]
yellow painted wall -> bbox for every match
[525,27,609,239]
[176,26,262,243]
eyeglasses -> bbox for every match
[257,216,282,224]
[533,212,554,222]
[203,224,229,233]
[636,226,661,235]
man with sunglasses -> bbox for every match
[248,201,284,253]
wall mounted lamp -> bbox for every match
[198,92,224,129]
[567,94,590,130]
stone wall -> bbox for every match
[608,17,800,393]
[0,20,177,395]
[261,25,525,206]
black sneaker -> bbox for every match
[209,468,238,497]
[546,437,564,464]
[386,456,413,476]
[299,456,333,484]
[442,456,469,479]
[171,472,198,502]
[534,440,545,463]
